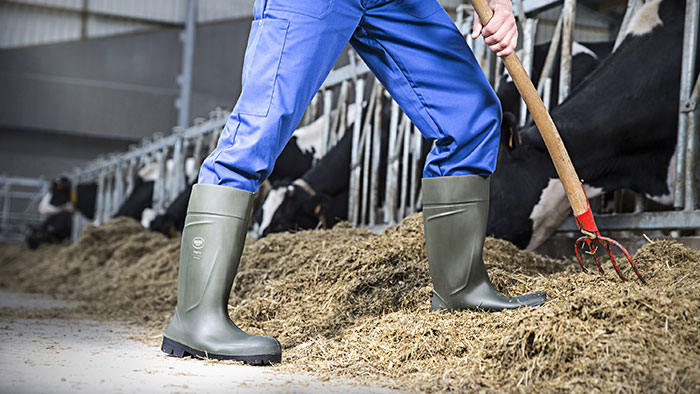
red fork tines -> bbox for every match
[575,235,646,284]
[573,194,646,284]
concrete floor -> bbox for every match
[0,292,400,394]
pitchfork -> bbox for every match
[472,0,646,283]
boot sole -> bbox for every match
[161,336,281,365]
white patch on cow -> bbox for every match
[137,162,160,182]
[294,117,325,160]
[258,187,286,237]
[141,208,157,229]
[626,0,663,37]
[293,104,358,161]
[526,179,604,251]
[645,145,676,205]
[572,41,598,60]
[185,157,197,181]
[37,193,72,217]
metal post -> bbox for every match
[541,77,553,111]
[0,181,10,236]
[537,12,563,96]
[384,100,400,225]
[71,175,81,241]
[113,161,125,210]
[361,95,373,225]
[519,18,538,126]
[176,0,197,129]
[684,74,700,211]
[349,79,365,225]
[410,125,422,214]
[170,127,185,203]
[400,114,411,218]
[192,133,205,183]
[674,0,699,210]
[153,146,168,213]
[333,81,349,146]
[94,169,106,225]
[369,89,383,226]
[559,0,576,105]
[322,89,333,156]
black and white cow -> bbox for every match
[496,40,613,148]
[148,109,350,237]
[45,177,98,220]
[488,0,694,250]
[258,130,355,236]
[149,182,194,237]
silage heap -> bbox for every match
[0,215,698,392]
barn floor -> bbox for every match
[0,292,398,394]
[1,215,699,393]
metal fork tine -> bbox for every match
[575,238,589,272]
[604,236,647,285]
[604,240,627,281]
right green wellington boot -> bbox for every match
[423,175,547,312]
[162,184,281,365]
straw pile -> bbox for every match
[0,215,698,392]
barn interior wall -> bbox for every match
[0,18,252,180]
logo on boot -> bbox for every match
[192,237,205,259]
[193,237,205,249]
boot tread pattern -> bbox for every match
[162,336,281,366]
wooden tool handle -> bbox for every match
[471,0,589,216]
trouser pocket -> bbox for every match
[265,0,333,19]
[396,0,442,19]
[233,18,290,117]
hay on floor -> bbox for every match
[0,214,697,392]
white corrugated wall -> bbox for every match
[0,0,256,49]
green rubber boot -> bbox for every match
[162,184,281,365]
[422,175,546,312]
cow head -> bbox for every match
[259,182,330,237]
[49,177,72,206]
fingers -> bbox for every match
[472,14,482,39]
[496,28,518,57]
[475,2,518,56]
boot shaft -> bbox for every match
[177,184,254,315]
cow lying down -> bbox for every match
[487,0,695,250]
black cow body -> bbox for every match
[497,41,613,117]
[48,177,98,220]
[258,94,400,236]
[260,131,355,236]
[149,117,327,238]
[25,211,73,249]
[149,182,193,237]
[114,176,154,221]
[488,0,693,250]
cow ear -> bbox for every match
[314,203,322,215]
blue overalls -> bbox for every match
[199,0,502,193]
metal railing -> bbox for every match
[0,176,49,243]
[61,0,584,237]
[58,0,698,243]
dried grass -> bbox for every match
[0,214,698,392]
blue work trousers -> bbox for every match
[199,0,502,193]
